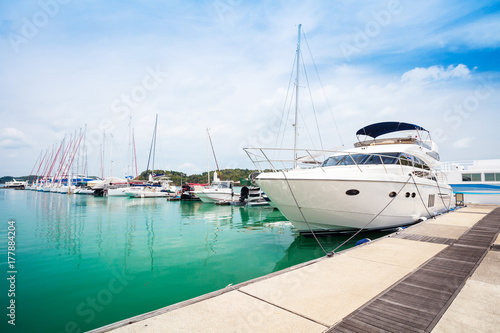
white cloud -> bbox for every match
[442,14,500,49]
[453,137,474,149]
[401,64,471,84]
[0,128,30,149]
[452,137,474,149]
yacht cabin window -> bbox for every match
[485,173,500,182]
[462,173,481,182]
[321,152,430,170]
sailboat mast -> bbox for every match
[128,116,132,179]
[146,114,158,179]
[294,24,302,169]
[207,128,210,185]
[83,124,87,180]
[133,129,138,178]
[207,130,221,179]
[153,114,157,174]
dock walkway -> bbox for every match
[91,205,500,333]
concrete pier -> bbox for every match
[90,205,500,333]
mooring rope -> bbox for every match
[410,173,434,219]
[280,170,330,256]
[433,173,453,211]
[330,174,413,254]
[282,171,414,257]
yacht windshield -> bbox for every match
[215,182,231,189]
[321,153,400,167]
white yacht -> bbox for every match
[74,187,95,195]
[246,122,454,233]
[195,172,234,204]
[4,179,28,188]
[123,175,176,198]
[440,159,500,205]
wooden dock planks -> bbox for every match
[329,207,500,333]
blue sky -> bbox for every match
[1,0,499,177]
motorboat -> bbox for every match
[122,175,176,198]
[3,179,28,188]
[124,187,170,198]
[106,187,130,197]
[246,122,454,234]
[74,187,95,195]
[180,183,207,201]
[238,175,271,207]
[195,172,235,203]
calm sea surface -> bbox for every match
[0,188,391,333]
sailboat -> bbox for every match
[194,129,234,203]
[245,25,454,234]
[124,114,175,198]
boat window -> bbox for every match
[322,153,400,166]
[338,154,370,165]
[485,173,500,182]
[321,155,345,167]
[414,157,429,170]
[380,153,400,164]
[414,157,423,169]
[363,154,382,165]
[398,154,413,166]
[462,173,481,182]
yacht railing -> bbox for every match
[244,147,449,184]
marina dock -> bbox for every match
[90,204,500,333]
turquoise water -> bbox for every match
[0,189,390,333]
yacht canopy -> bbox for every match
[356,122,428,138]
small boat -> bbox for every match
[180,183,206,201]
[124,187,170,198]
[238,175,270,207]
[4,179,28,189]
[106,187,130,197]
[195,172,235,203]
[74,187,95,195]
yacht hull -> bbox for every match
[196,190,234,203]
[124,190,169,198]
[107,188,129,197]
[256,171,453,233]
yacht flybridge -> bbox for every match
[245,122,454,233]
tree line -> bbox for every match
[1,168,264,185]
[136,168,261,185]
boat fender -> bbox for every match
[355,238,371,246]
[418,217,427,222]
[397,227,406,232]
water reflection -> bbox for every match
[274,229,393,271]
[34,192,85,258]
[145,216,155,271]
[26,190,392,279]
